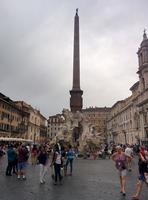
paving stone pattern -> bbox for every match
[0,157,147,200]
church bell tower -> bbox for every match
[137,30,148,91]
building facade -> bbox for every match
[83,107,111,138]
[39,113,47,143]
[48,107,111,142]
[47,114,65,140]
[15,101,47,143]
[107,31,148,145]
[0,93,29,138]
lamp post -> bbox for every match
[123,130,127,144]
[9,106,12,137]
[33,132,36,144]
[34,117,37,144]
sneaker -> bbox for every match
[17,175,21,179]
[22,175,26,180]
[40,180,44,184]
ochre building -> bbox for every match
[0,93,47,142]
[0,93,28,138]
[15,101,47,143]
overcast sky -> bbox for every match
[0,0,148,118]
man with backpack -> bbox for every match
[66,144,74,176]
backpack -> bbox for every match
[67,149,74,159]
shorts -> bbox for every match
[118,169,127,177]
[18,162,27,170]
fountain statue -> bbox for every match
[51,109,104,152]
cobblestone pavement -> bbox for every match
[0,157,147,200]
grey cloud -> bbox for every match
[0,0,148,117]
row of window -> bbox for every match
[89,120,107,125]
[48,127,61,131]
[30,115,40,124]
[87,114,107,118]
[112,106,132,119]
[48,132,56,138]
[0,111,21,122]
[110,119,140,131]
[0,102,21,114]
[0,102,12,111]
[48,114,108,123]
[111,110,133,125]
[48,119,63,123]
[29,126,40,134]
[116,133,135,144]
[0,123,19,132]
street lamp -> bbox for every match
[34,117,37,144]
[33,132,36,144]
[123,130,127,144]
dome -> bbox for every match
[141,29,148,47]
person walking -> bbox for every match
[37,146,48,184]
[31,145,38,165]
[75,146,79,159]
[60,144,67,176]
[0,144,5,158]
[6,144,17,176]
[51,144,63,185]
[12,144,18,174]
[112,146,132,196]
[125,144,133,171]
[104,144,109,159]
[132,146,148,200]
[66,145,74,176]
[17,144,29,180]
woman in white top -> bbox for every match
[51,144,62,185]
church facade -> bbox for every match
[107,31,148,145]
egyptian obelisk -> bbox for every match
[70,9,83,112]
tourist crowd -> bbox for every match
[0,142,148,200]
[0,142,75,185]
